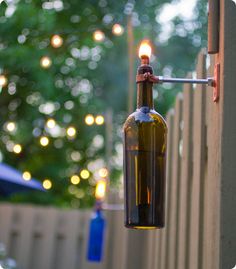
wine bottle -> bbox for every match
[87,206,106,262]
[123,56,167,229]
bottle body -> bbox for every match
[87,210,106,262]
[123,107,167,229]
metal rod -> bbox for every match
[157,76,214,86]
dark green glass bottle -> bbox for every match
[123,62,167,229]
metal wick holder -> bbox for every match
[136,63,220,102]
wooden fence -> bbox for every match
[0,1,235,268]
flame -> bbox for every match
[139,40,152,59]
[95,180,106,200]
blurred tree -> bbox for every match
[0,0,207,207]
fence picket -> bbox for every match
[0,203,14,252]
[153,229,162,269]
[10,205,35,269]
[188,51,207,269]
[166,94,183,269]
[53,210,80,269]
[109,210,126,269]
[176,80,194,269]
[159,110,174,269]
[32,207,58,269]
[203,56,221,269]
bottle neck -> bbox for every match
[137,81,154,109]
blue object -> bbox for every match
[87,209,106,262]
[0,162,45,196]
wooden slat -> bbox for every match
[218,1,236,268]
[166,94,183,269]
[188,51,207,269]
[11,205,35,269]
[0,203,14,251]
[176,80,194,269]
[54,210,80,269]
[123,229,144,269]
[159,110,174,269]
[203,54,222,269]
[208,0,220,54]
[116,211,129,269]
[153,229,162,269]
[103,190,122,269]
[32,207,58,269]
[143,230,157,269]
[109,210,127,269]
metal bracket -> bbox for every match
[212,63,220,102]
[136,63,220,103]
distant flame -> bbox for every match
[139,40,152,59]
[95,180,106,200]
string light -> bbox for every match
[98,168,108,178]
[51,35,63,48]
[85,114,94,125]
[46,118,56,129]
[93,30,105,42]
[80,169,90,179]
[22,171,31,181]
[66,126,76,138]
[43,179,52,190]
[68,185,77,195]
[6,122,16,132]
[40,56,52,68]
[0,75,7,87]
[70,175,80,185]
[95,115,104,125]
[95,180,106,200]
[40,136,49,147]
[75,189,85,199]
[13,144,22,154]
[112,24,124,36]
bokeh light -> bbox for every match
[80,169,90,179]
[0,75,7,87]
[95,115,104,125]
[13,144,22,154]
[43,179,52,190]
[46,118,56,129]
[6,122,16,132]
[66,126,76,138]
[40,56,52,68]
[85,114,94,125]
[98,167,108,178]
[112,24,124,36]
[51,34,63,48]
[75,189,85,199]
[22,171,31,181]
[40,136,49,147]
[93,30,105,42]
[70,175,80,185]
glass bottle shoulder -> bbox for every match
[123,107,167,131]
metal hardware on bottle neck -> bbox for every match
[136,63,220,102]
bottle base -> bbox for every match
[125,223,164,230]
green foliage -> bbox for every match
[0,0,207,208]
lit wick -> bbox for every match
[138,41,152,65]
[137,40,153,81]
